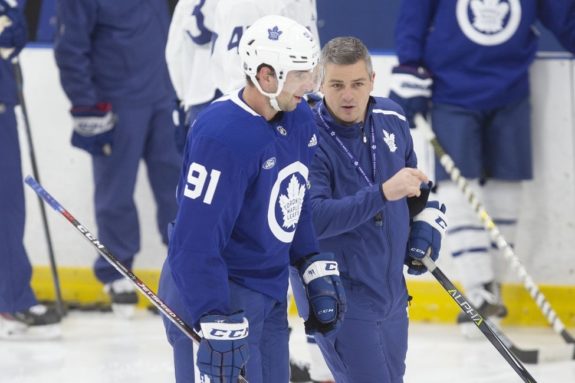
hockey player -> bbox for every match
[157,15,346,383]
[391,0,575,331]
[0,0,61,340]
[54,0,182,318]
[308,36,447,382]
[166,0,319,153]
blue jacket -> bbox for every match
[309,97,417,318]
[395,0,575,109]
[54,0,175,107]
[167,91,319,326]
[0,60,16,105]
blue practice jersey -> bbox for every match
[309,97,417,317]
[168,90,319,325]
[0,60,16,105]
[395,0,575,109]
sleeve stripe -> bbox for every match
[372,109,407,121]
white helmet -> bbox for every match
[239,15,320,105]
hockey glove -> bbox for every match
[389,65,432,128]
[0,0,27,60]
[70,102,116,156]
[298,252,346,337]
[406,201,447,275]
[197,311,249,383]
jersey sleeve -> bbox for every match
[289,186,320,264]
[54,0,99,106]
[168,134,249,326]
[309,147,387,240]
[537,1,575,54]
[394,0,437,66]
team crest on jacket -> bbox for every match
[383,129,397,153]
[268,161,308,243]
[456,0,521,46]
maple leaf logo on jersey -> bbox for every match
[383,129,397,153]
[279,175,305,229]
[470,0,510,33]
[268,26,282,41]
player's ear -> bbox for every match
[256,65,277,92]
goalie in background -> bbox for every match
[391,0,575,334]
[306,36,447,383]
[0,0,61,340]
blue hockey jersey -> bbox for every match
[395,0,575,109]
[167,90,319,325]
[54,0,175,106]
[0,60,16,105]
[309,97,416,317]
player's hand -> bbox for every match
[405,201,447,275]
[197,311,249,383]
[389,65,432,128]
[0,0,27,60]
[70,102,116,156]
[382,168,429,201]
[298,252,346,337]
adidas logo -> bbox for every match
[308,134,317,147]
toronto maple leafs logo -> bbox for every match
[470,0,509,33]
[456,0,520,46]
[267,162,309,243]
[383,129,397,153]
[279,175,306,229]
[268,26,282,41]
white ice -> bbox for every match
[0,310,573,382]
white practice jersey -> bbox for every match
[208,0,319,95]
[166,0,219,107]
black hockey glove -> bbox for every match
[389,65,432,128]
[405,201,447,275]
[297,252,346,337]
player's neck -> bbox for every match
[242,86,279,121]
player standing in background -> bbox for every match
[307,36,447,382]
[157,15,346,383]
[54,0,182,318]
[391,0,575,333]
[0,0,61,340]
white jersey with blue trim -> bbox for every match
[166,0,219,107]
[209,0,319,95]
[167,89,319,323]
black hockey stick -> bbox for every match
[24,176,248,383]
[415,114,575,345]
[13,59,65,317]
[421,253,538,382]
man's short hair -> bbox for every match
[319,37,373,83]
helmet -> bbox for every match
[239,15,320,100]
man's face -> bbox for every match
[321,60,374,124]
[274,69,317,112]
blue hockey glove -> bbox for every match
[0,0,27,60]
[297,253,346,337]
[406,201,447,275]
[389,65,432,128]
[197,311,249,383]
[70,102,116,156]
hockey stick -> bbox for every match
[24,176,248,383]
[13,59,65,317]
[421,253,538,382]
[415,114,575,345]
